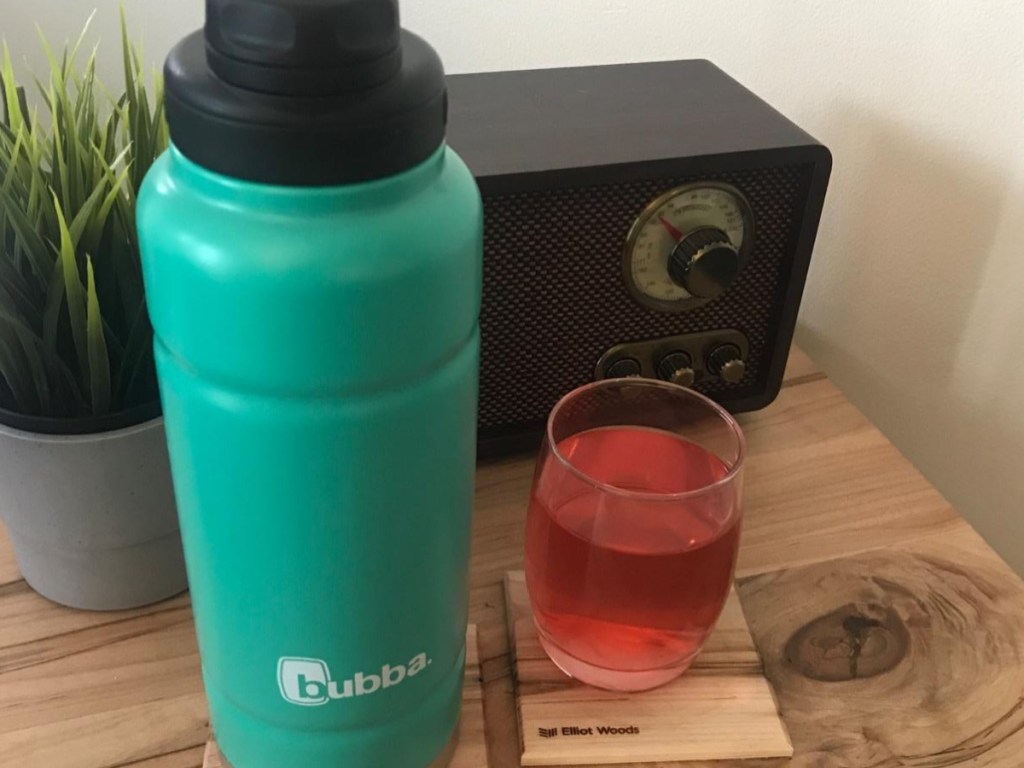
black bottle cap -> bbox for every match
[164,0,447,186]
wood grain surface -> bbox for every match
[741,522,1024,767]
[505,572,792,766]
[2,346,1021,767]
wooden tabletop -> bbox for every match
[3,347,1023,767]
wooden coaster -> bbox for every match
[203,625,487,768]
[505,572,793,766]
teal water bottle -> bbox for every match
[137,2,482,766]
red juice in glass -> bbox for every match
[525,382,744,691]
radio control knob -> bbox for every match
[668,227,741,299]
[657,352,696,387]
[604,357,642,378]
[707,344,746,383]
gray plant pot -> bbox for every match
[0,416,187,610]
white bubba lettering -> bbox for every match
[407,653,428,676]
[278,653,432,705]
[383,664,406,688]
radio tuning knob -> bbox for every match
[668,227,741,299]
[657,351,696,388]
[707,344,746,383]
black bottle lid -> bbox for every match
[163,0,448,186]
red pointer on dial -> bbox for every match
[658,215,685,242]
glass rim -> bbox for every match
[545,378,747,502]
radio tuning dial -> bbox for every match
[623,182,754,312]
[668,227,741,299]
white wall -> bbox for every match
[6,1,1024,571]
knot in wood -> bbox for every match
[784,603,909,681]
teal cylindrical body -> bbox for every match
[138,3,482,763]
[138,142,481,767]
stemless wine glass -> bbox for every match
[524,378,745,691]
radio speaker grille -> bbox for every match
[479,163,813,433]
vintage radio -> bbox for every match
[446,60,831,455]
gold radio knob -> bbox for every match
[657,351,696,387]
[707,344,746,383]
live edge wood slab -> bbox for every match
[2,346,1023,767]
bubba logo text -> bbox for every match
[278,653,431,706]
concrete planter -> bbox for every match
[0,415,187,610]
